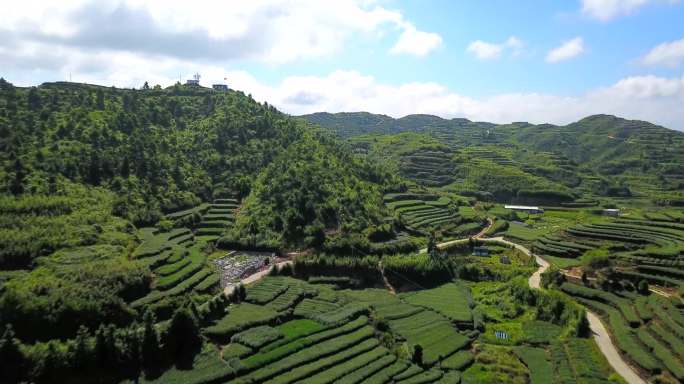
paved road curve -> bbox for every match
[478,236,646,384]
[226,230,646,384]
[587,312,647,384]
[419,218,494,254]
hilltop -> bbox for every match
[300,112,684,205]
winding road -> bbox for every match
[224,224,646,384]
[418,218,494,254]
[476,236,646,384]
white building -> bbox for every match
[504,205,544,214]
[603,209,620,217]
[185,73,201,87]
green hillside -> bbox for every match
[1,81,682,384]
[0,80,392,377]
[302,112,684,205]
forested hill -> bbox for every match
[0,79,394,270]
[301,111,493,138]
[301,112,684,205]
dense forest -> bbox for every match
[0,80,398,382]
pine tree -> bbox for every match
[88,152,101,185]
[412,344,423,367]
[141,310,161,369]
[0,325,24,383]
[165,308,201,367]
[94,324,117,369]
[9,156,25,195]
[27,87,41,110]
[427,232,437,257]
[120,157,130,178]
[96,89,105,110]
[70,325,92,370]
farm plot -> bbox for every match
[389,310,472,365]
[534,218,684,286]
[548,339,614,384]
[204,302,281,341]
[384,193,482,236]
[397,147,454,187]
[132,227,194,258]
[561,281,684,380]
[401,282,474,326]
[183,277,486,384]
[513,346,552,384]
[130,230,217,307]
[195,198,240,237]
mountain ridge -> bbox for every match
[300,111,682,134]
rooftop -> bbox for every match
[504,205,541,210]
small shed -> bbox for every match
[499,255,511,265]
[472,246,490,256]
[494,331,509,340]
[602,209,620,217]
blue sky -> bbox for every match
[2,0,684,129]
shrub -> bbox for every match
[230,326,282,349]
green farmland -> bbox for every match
[1,75,684,384]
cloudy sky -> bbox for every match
[2,0,684,130]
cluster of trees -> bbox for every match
[506,277,590,337]
[1,79,393,252]
[0,183,131,269]
[0,79,306,225]
[0,248,150,341]
[0,79,409,384]
[221,132,391,250]
[0,307,202,384]
[293,254,381,285]
[382,253,454,288]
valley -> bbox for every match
[0,81,683,384]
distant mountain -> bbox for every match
[301,112,684,205]
[300,112,494,138]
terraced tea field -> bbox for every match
[164,197,240,239]
[561,282,684,382]
[384,193,484,237]
[130,227,220,307]
[397,147,454,187]
[197,198,240,237]
[144,277,478,384]
[533,218,684,286]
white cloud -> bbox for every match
[0,0,441,64]
[581,0,681,21]
[220,70,684,131]
[390,24,442,57]
[546,37,585,63]
[3,43,683,131]
[466,36,523,60]
[641,37,684,67]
